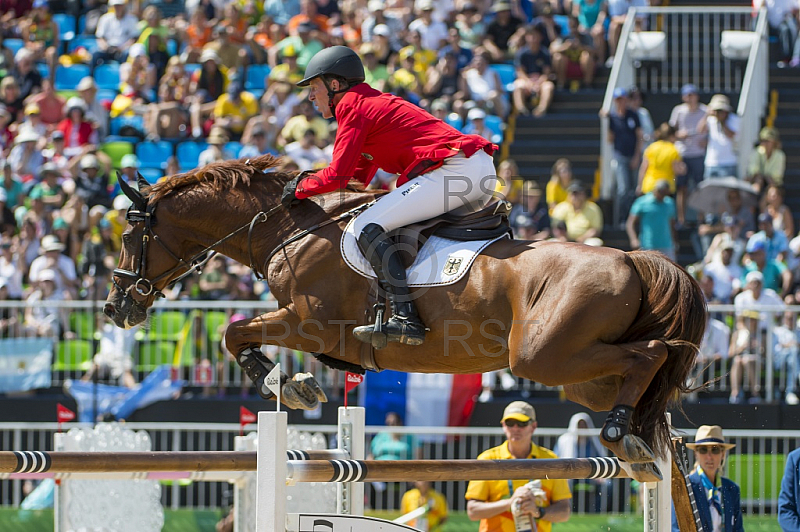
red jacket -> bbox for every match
[56,119,95,149]
[296,83,496,199]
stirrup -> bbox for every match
[353,303,389,350]
[353,303,428,349]
[236,347,280,400]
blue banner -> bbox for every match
[65,366,185,422]
[0,338,53,393]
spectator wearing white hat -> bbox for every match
[94,0,141,67]
[55,98,98,158]
[10,48,42,103]
[112,155,141,198]
[362,0,405,51]
[6,129,44,178]
[67,152,114,210]
[24,268,67,338]
[670,426,743,530]
[76,77,107,138]
[697,94,740,179]
[463,108,498,143]
[409,0,449,52]
[28,235,79,299]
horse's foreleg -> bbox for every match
[225,308,328,410]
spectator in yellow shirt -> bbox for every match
[279,99,330,148]
[546,157,574,212]
[637,123,686,196]
[466,401,572,532]
[213,81,259,139]
[551,182,603,244]
[400,480,448,532]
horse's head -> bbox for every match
[104,173,194,328]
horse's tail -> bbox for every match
[621,250,707,456]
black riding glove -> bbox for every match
[281,177,301,208]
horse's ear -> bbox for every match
[136,172,150,193]
[117,171,147,212]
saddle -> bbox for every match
[389,200,513,267]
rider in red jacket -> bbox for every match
[282,46,498,349]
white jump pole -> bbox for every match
[337,406,365,516]
[256,410,287,532]
[644,415,673,532]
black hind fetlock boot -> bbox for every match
[352,223,427,348]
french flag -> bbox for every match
[359,371,483,429]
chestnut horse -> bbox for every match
[105,155,705,481]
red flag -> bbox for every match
[57,404,75,423]
[344,372,364,407]
[240,406,256,436]
[345,372,364,394]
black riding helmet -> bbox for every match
[298,46,365,116]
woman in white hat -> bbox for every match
[672,425,743,532]
[697,94,740,179]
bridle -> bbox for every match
[112,202,281,300]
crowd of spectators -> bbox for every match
[2,0,800,405]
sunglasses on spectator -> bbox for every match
[695,445,723,455]
[503,419,532,428]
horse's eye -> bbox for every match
[122,233,132,244]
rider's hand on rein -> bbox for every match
[281,176,302,208]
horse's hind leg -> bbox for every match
[565,340,668,463]
[516,337,667,464]
[225,308,328,410]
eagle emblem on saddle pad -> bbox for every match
[443,257,463,276]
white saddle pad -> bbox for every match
[341,217,508,287]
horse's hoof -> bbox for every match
[617,460,662,482]
[281,374,326,410]
[293,372,328,403]
[620,461,662,482]
[602,434,656,464]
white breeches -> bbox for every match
[353,150,498,235]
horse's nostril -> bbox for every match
[103,303,116,319]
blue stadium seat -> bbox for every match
[166,39,178,56]
[67,37,99,55]
[54,64,92,91]
[53,13,76,41]
[245,64,271,92]
[184,63,201,77]
[97,88,117,105]
[137,141,174,170]
[176,141,207,171]
[553,15,571,38]
[490,63,516,93]
[445,113,463,131]
[225,141,243,158]
[138,167,164,183]
[4,39,24,56]
[78,14,87,35]
[36,63,50,79]
[484,114,505,144]
[94,63,121,91]
[109,115,145,136]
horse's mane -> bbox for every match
[145,154,380,203]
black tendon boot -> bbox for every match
[352,223,427,348]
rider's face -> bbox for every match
[308,78,334,119]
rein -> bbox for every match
[260,201,375,279]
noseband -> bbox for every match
[112,203,281,300]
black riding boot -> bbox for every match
[352,223,427,348]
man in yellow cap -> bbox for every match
[465,401,572,532]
